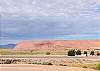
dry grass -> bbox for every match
[0,48,67,55]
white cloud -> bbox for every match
[0,0,100,19]
[0,0,100,44]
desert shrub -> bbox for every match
[4,59,12,64]
[28,63,32,64]
[82,66,87,68]
[97,53,100,56]
[90,51,95,56]
[76,50,81,55]
[32,62,41,64]
[47,63,53,65]
[96,64,100,70]
[84,51,87,56]
[32,62,37,64]
[59,64,67,66]
[46,52,50,55]
[68,49,75,56]
[32,62,53,65]
[42,62,53,65]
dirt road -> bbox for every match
[0,64,99,71]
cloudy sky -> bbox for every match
[0,0,100,44]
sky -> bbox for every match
[0,0,100,44]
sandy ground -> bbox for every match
[0,64,99,71]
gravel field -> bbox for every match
[0,55,100,64]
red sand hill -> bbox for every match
[15,40,100,50]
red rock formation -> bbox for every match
[15,40,100,50]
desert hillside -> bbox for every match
[15,40,100,50]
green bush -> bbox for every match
[96,64,100,70]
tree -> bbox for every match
[76,50,81,55]
[90,51,95,56]
[68,49,76,56]
[84,51,87,56]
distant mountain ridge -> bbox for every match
[0,44,16,48]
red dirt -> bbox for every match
[15,40,100,50]
[0,64,99,71]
